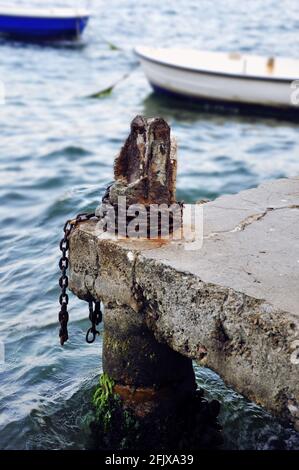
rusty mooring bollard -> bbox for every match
[97,117,197,433]
[96,115,182,238]
[69,116,221,449]
[109,115,177,206]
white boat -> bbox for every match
[135,47,299,116]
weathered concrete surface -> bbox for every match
[69,176,299,430]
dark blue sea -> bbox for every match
[0,0,299,449]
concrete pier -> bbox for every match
[69,119,299,432]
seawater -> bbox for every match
[0,0,299,449]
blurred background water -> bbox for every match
[0,0,299,450]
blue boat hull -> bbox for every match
[0,14,89,40]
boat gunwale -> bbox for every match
[0,8,90,20]
[135,48,298,84]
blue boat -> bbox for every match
[0,7,90,40]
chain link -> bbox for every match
[86,301,102,344]
[58,201,184,346]
[58,212,101,346]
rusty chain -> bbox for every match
[58,212,101,346]
[58,201,184,346]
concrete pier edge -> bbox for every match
[69,176,299,431]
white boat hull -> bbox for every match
[136,48,299,112]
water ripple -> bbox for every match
[0,0,299,450]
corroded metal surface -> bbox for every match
[108,115,177,206]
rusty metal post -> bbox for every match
[69,116,221,449]
[98,116,197,419]
[109,115,177,206]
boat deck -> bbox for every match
[136,46,299,81]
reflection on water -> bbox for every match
[0,0,299,450]
[143,92,299,126]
